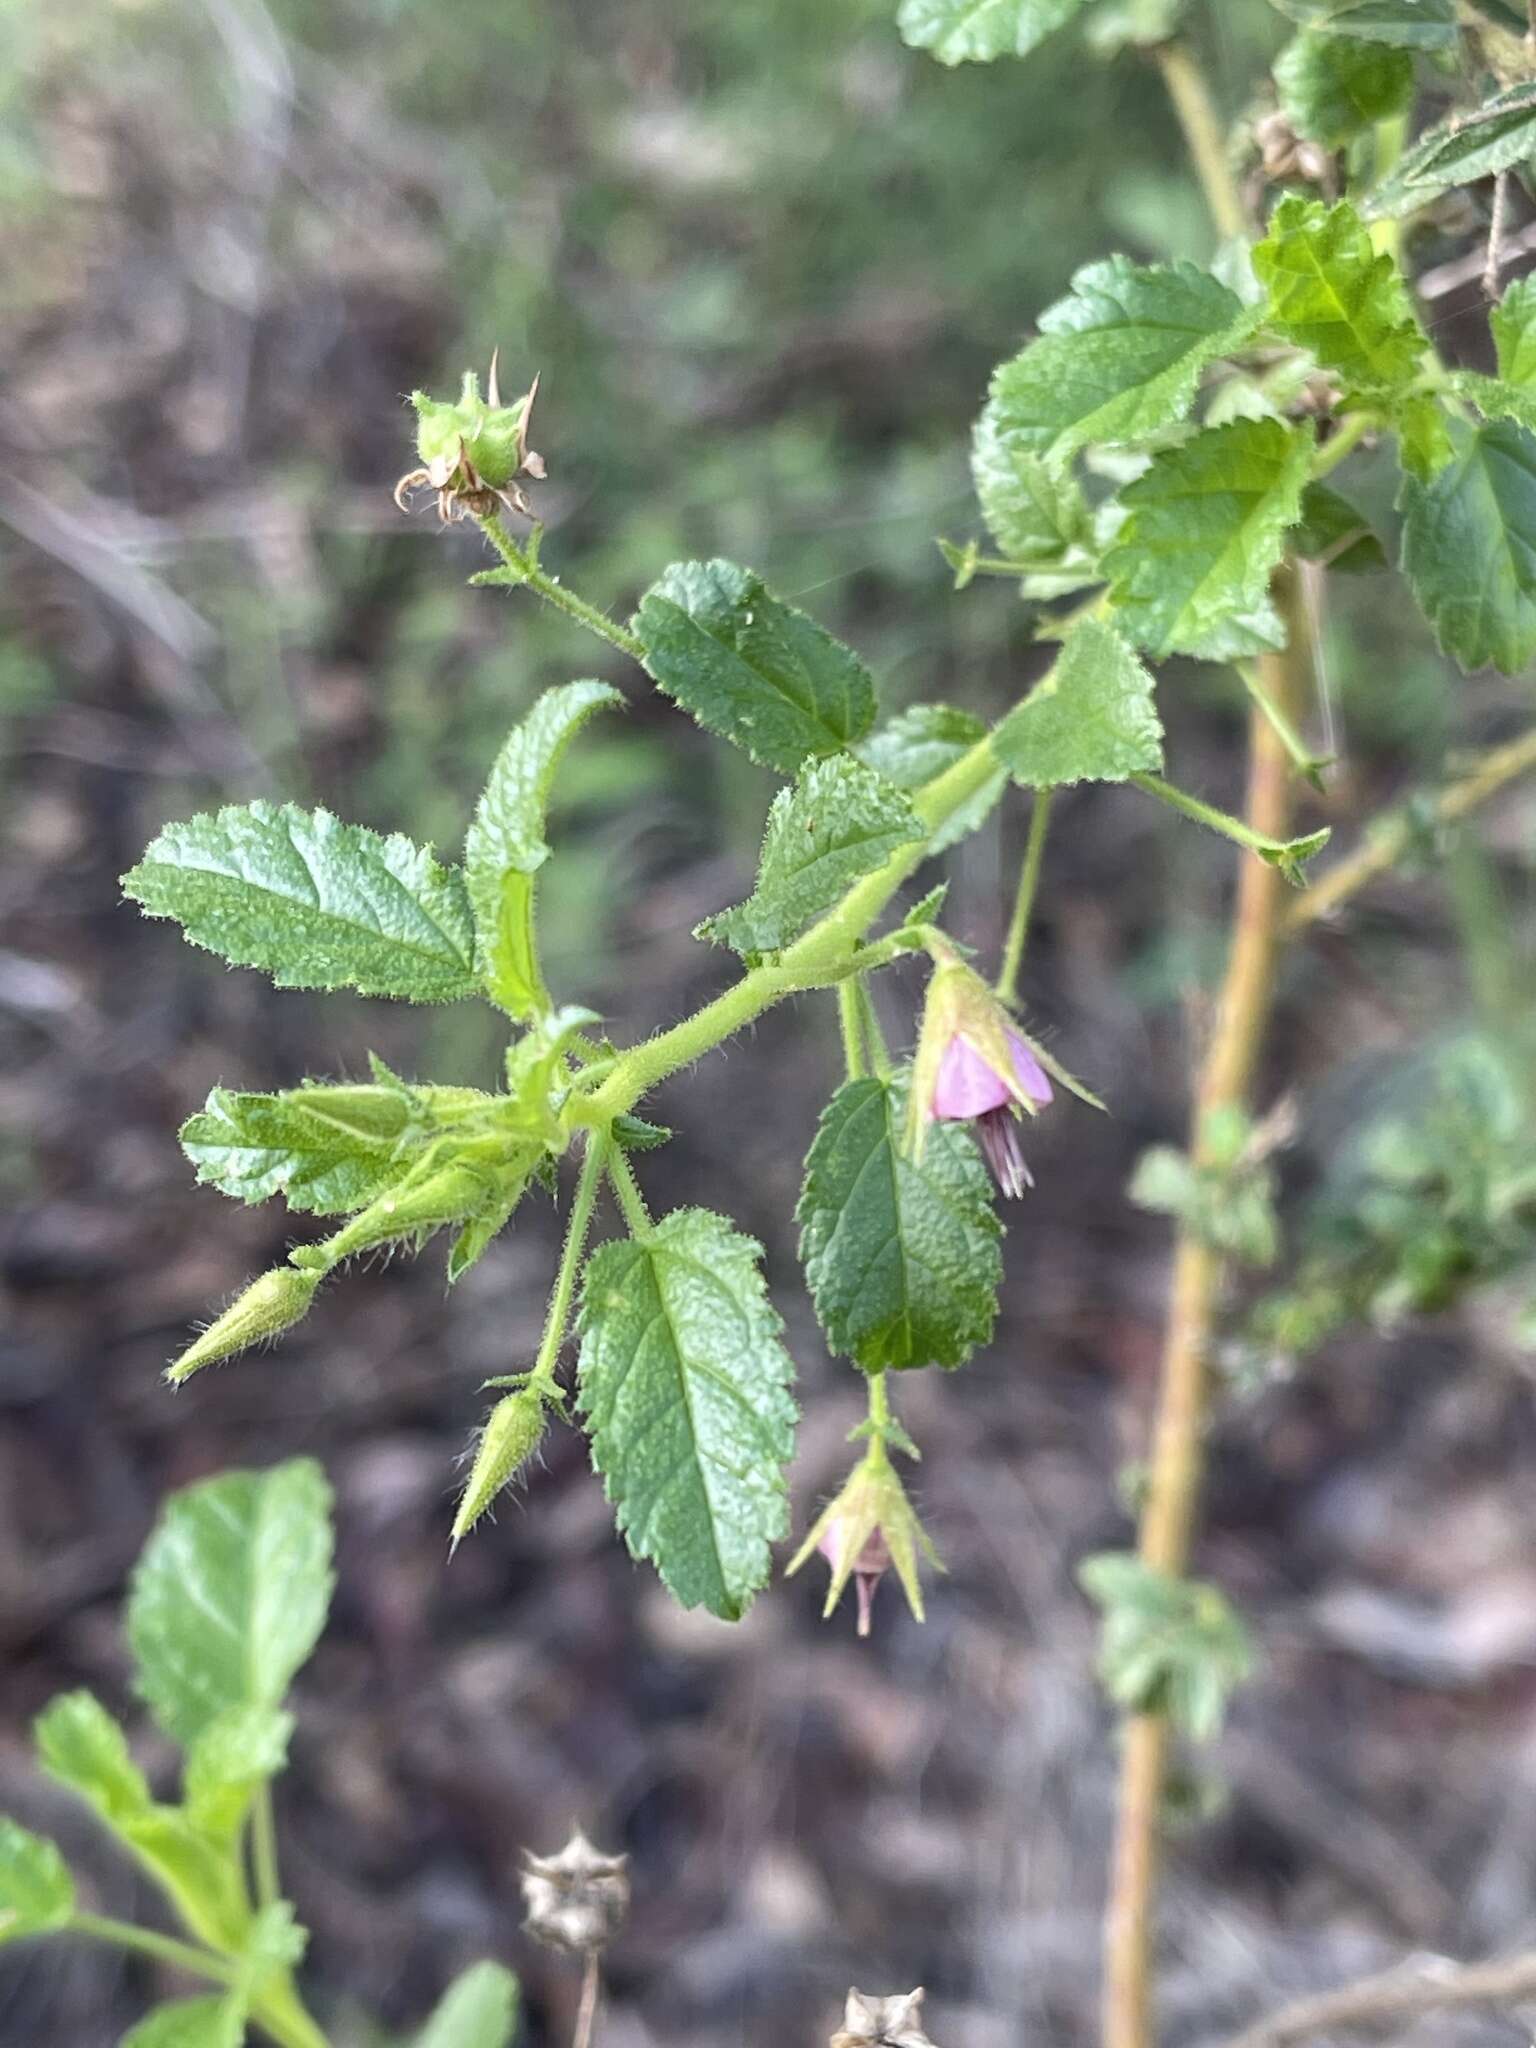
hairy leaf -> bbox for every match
[1079,1553,1254,1742]
[123,803,479,1003]
[465,678,621,1018]
[1494,274,1536,388]
[1294,480,1386,571]
[415,1963,521,2048]
[128,1461,335,1748]
[857,703,1007,852]
[1401,419,1536,674]
[1253,196,1422,391]
[700,755,921,956]
[971,399,1096,565]
[632,559,874,773]
[1273,30,1413,146]
[184,1707,294,1840]
[0,1820,73,1943]
[986,256,1253,460]
[1104,417,1313,659]
[1381,81,1536,207]
[578,1209,798,1619]
[1268,0,1455,49]
[35,1692,152,1830]
[897,0,1087,64]
[992,618,1162,787]
[798,1074,1002,1372]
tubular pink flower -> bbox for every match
[931,1028,1052,1122]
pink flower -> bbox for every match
[818,1518,894,1638]
[931,1027,1052,1199]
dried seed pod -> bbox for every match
[832,1987,937,2048]
[520,1827,630,1955]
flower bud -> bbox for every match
[788,1450,940,1635]
[396,357,545,523]
[298,1162,493,1270]
[449,1387,549,1552]
[832,1987,938,2048]
[165,1266,321,1385]
[520,1828,630,1955]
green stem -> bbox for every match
[476,515,646,661]
[251,1783,280,1911]
[528,1133,608,1398]
[1236,664,1328,789]
[995,787,1055,1002]
[866,1372,893,1468]
[69,1912,241,1989]
[251,1980,333,2048]
[837,980,868,1079]
[607,1148,653,1236]
[1311,410,1375,479]
[1131,771,1301,863]
[1154,42,1246,244]
[858,981,893,1079]
[580,737,1001,1125]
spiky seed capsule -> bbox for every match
[832,1987,938,2048]
[520,1828,630,1955]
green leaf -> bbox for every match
[992,618,1163,787]
[1267,0,1455,49]
[119,1997,244,2048]
[415,1962,521,2048]
[34,1691,152,1829]
[1293,480,1386,570]
[1401,419,1536,674]
[179,1079,488,1215]
[127,1460,335,1748]
[1104,418,1314,659]
[465,679,621,1019]
[0,1819,73,1943]
[1449,370,1536,437]
[1494,274,1536,387]
[700,756,921,956]
[1379,81,1536,207]
[1253,197,1422,391]
[897,0,1087,63]
[1394,390,1455,481]
[970,399,1096,568]
[856,704,1006,853]
[797,1074,1002,1373]
[632,560,875,774]
[577,1209,798,1619]
[183,1707,293,1840]
[986,256,1253,461]
[1079,1554,1254,1741]
[1273,30,1414,147]
[1085,0,1187,53]
[122,803,479,1004]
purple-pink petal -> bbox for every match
[1007,1030,1053,1107]
[932,1034,1013,1119]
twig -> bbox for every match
[1221,1946,1536,2048]
[1285,724,1536,933]
[1485,170,1512,302]
[572,1952,602,2048]
[1416,216,1536,300]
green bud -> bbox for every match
[297,1162,494,1270]
[450,1388,550,1551]
[166,1267,321,1385]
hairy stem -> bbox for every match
[1104,572,1308,2048]
[606,1148,653,1236]
[838,980,868,1079]
[475,515,646,661]
[1285,724,1536,933]
[69,1912,241,1989]
[529,1133,609,1398]
[995,787,1054,1003]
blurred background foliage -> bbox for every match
[7,2,1536,2044]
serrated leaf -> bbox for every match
[897,0,1088,63]
[1401,419,1536,674]
[1380,81,1536,207]
[1494,274,1536,387]
[127,1460,334,1748]
[34,1692,152,1829]
[986,256,1253,461]
[1253,197,1422,391]
[1268,0,1455,49]
[1450,370,1536,436]
[465,679,620,1019]
[1274,30,1414,146]
[632,560,874,774]
[123,803,479,1003]
[992,618,1163,787]
[970,400,1096,563]
[184,1707,293,1840]
[1294,480,1386,570]
[856,704,1006,853]
[701,756,922,956]
[1394,390,1455,481]
[577,1209,798,1619]
[119,1997,244,2048]
[1104,418,1313,659]
[0,1819,73,1943]
[797,1074,1002,1373]
[415,1962,521,2048]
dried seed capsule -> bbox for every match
[832,1987,938,2048]
[520,1828,630,1955]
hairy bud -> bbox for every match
[832,1987,938,2048]
[520,1828,630,1955]
[449,1387,550,1552]
[165,1267,321,1384]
